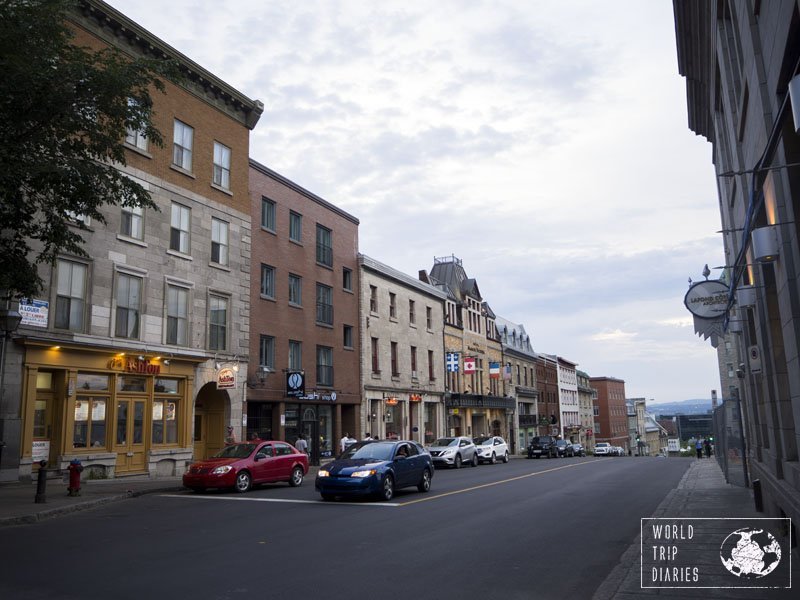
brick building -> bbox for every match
[590,376,629,452]
[247,160,360,462]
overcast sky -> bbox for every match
[108,0,724,404]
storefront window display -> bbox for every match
[152,378,181,444]
[318,405,332,457]
[385,401,402,440]
[424,402,438,444]
[74,396,107,448]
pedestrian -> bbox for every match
[295,433,309,455]
[704,438,712,458]
[340,432,350,454]
[695,438,703,459]
[363,432,373,441]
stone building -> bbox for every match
[421,255,514,440]
[496,317,538,453]
[674,0,800,527]
[0,0,263,481]
[359,255,446,444]
[577,370,596,451]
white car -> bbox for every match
[594,442,612,456]
[614,446,626,456]
[473,435,509,464]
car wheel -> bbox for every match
[235,471,251,493]
[288,466,304,487]
[454,454,462,469]
[417,468,431,493]
[321,493,335,501]
[471,453,479,467]
[490,452,497,465]
[380,474,394,501]
[503,452,509,463]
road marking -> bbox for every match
[398,460,595,506]
[159,494,401,507]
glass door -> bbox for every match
[114,398,146,473]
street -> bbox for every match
[0,456,690,600]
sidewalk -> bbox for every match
[0,463,326,527]
[593,458,797,599]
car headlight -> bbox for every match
[211,465,232,475]
[318,469,330,477]
[351,469,377,478]
[442,448,455,455]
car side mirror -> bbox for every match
[255,452,267,461]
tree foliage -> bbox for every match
[0,0,176,299]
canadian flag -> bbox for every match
[463,357,477,374]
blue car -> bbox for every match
[315,440,433,501]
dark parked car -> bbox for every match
[527,435,558,459]
[315,440,433,502]
[555,439,574,457]
[571,443,586,457]
[183,441,309,493]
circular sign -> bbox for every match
[684,280,729,319]
[330,392,337,402]
[288,373,303,390]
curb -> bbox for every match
[0,485,184,528]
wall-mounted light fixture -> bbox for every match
[736,286,757,307]
[751,226,779,262]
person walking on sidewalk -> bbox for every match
[696,438,704,459]
[704,438,712,458]
[295,433,309,455]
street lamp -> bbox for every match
[0,306,23,470]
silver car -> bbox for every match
[426,436,479,468]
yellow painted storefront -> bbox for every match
[20,343,198,479]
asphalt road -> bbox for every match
[0,456,689,600]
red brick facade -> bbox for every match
[590,376,629,450]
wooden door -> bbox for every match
[114,398,147,474]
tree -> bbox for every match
[0,0,175,299]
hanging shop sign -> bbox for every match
[217,367,236,389]
[286,371,305,398]
[683,280,729,320]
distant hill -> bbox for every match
[647,399,713,416]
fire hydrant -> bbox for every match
[67,459,84,496]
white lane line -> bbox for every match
[159,494,401,507]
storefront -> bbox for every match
[20,342,201,479]
[363,391,444,445]
[445,393,515,440]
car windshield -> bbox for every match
[597,443,610,448]
[432,438,457,447]
[214,443,256,459]
[473,437,492,445]
[340,442,394,461]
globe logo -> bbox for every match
[719,528,781,578]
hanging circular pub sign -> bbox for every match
[683,280,729,320]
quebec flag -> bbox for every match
[446,352,459,372]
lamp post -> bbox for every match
[0,306,23,471]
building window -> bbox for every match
[289,340,302,371]
[115,272,142,339]
[166,284,189,346]
[211,218,229,266]
[343,268,352,292]
[371,337,379,373]
[260,335,275,370]
[389,292,397,319]
[426,306,432,330]
[121,205,143,240]
[411,346,417,377]
[152,398,179,445]
[73,396,107,449]
[391,341,399,376]
[124,98,147,151]
[409,300,416,325]
[343,325,353,349]
[212,141,231,190]
[369,285,378,313]
[289,274,302,306]
[428,350,435,380]
[172,119,193,171]
[316,283,333,325]
[208,295,228,351]
[289,211,302,242]
[317,346,333,386]
[55,259,87,331]
[316,224,333,267]
[261,197,276,231]
[170,203,190,254]
[260,264,275,298]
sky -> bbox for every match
[107,0,724,404]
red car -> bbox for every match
[183,441,309,493]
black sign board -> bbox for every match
[286,371,305,398]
